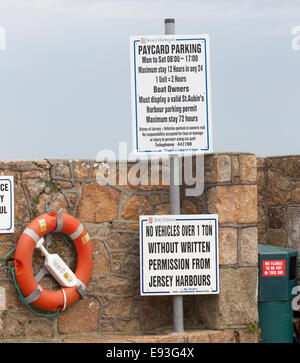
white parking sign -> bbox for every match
[140,214,219,296]
[130,34,212,155]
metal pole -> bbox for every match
[165,18,184,334]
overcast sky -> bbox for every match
[0,0,299,160]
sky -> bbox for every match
[0,0,299,160]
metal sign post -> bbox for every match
[165,18,184,334]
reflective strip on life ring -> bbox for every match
[14,211,93,312]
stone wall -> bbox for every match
[257,155,300,254]
[0,154,258,342]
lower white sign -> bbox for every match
[140,214,219,295]
[0,176,14,233]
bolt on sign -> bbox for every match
[130,34,212,155]
[139,214,219,295]
[0,176,14,233]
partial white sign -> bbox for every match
[140,214,219,296]
[0,176,14,233]
[130,34,212,155]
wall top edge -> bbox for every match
[262,154,300,159]
[0,152,260,165]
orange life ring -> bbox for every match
[14,211,93,312]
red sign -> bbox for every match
[262,260,286,277]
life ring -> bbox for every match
[14,211,93,312]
